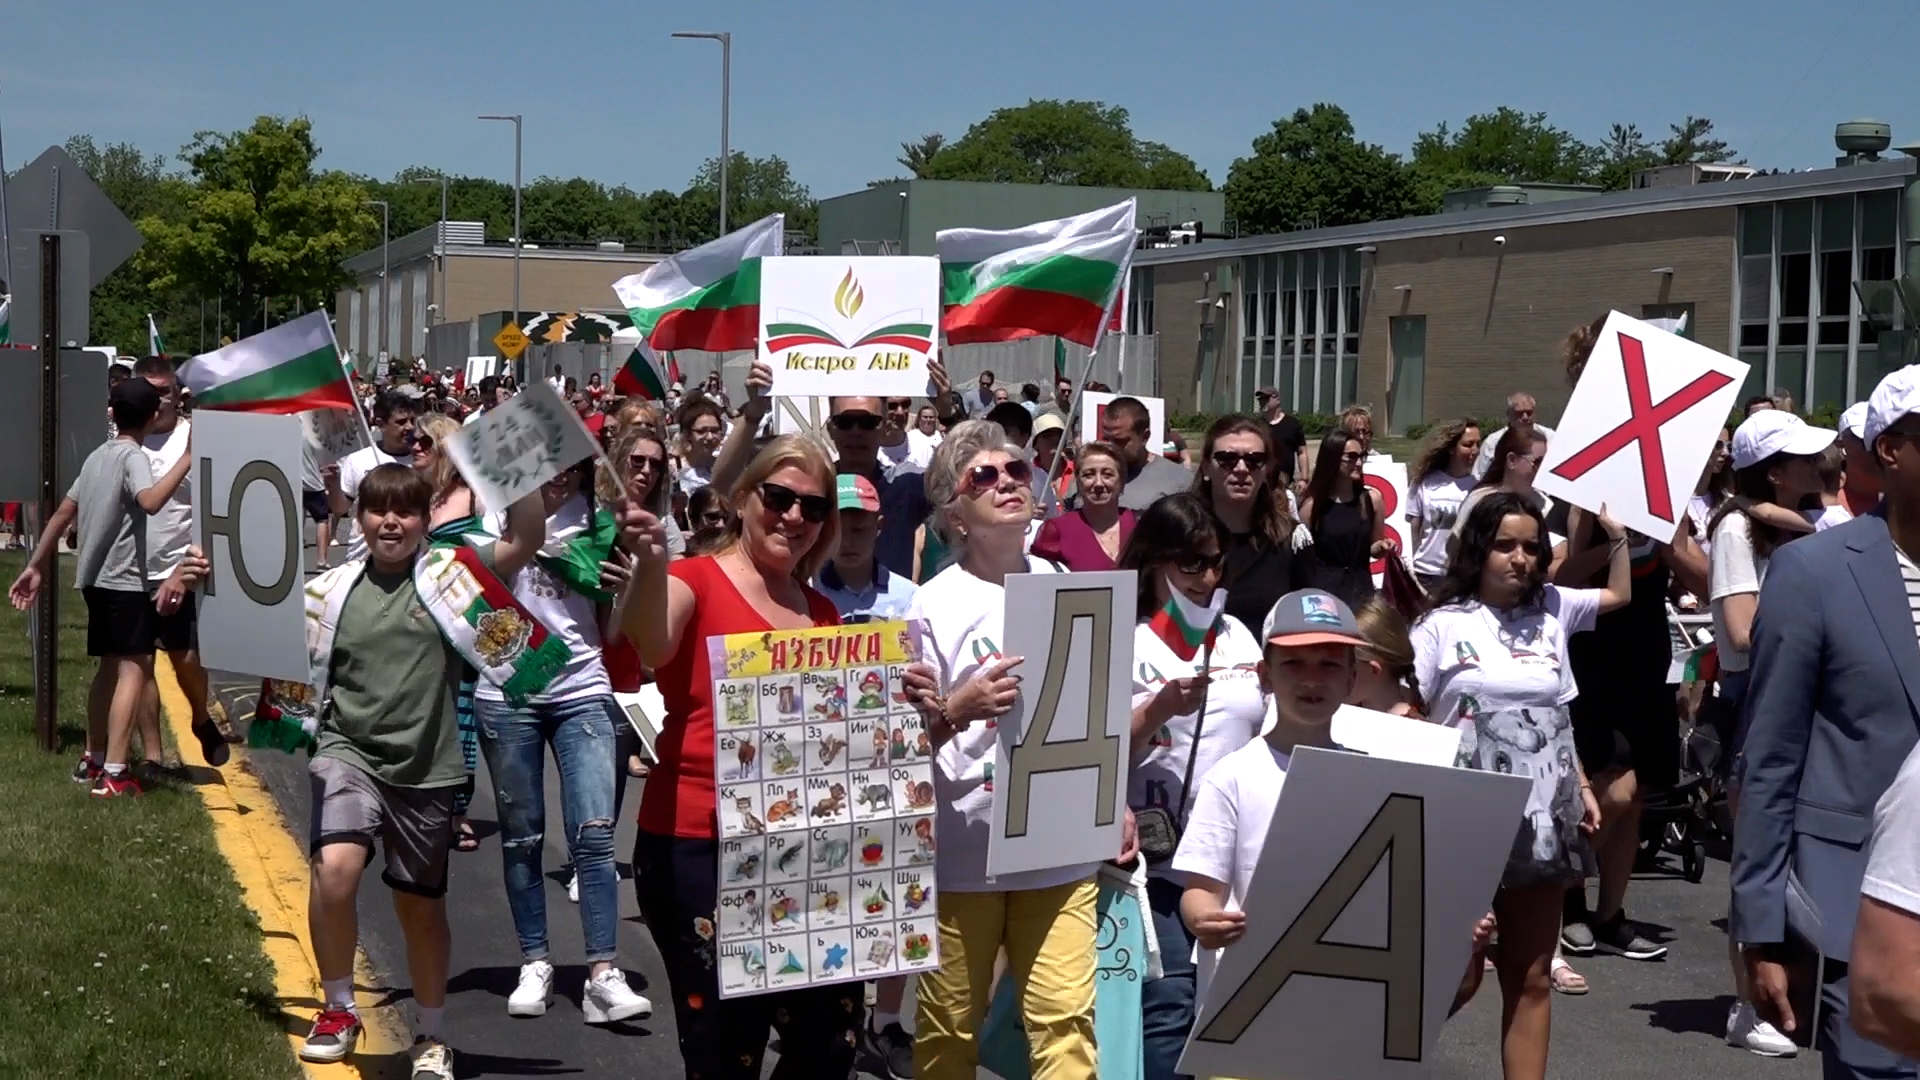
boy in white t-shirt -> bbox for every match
[1174,588,1493,1028]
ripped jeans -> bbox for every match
[475,693,622,964]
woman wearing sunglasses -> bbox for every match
[903,420,1109,1078]
[1029,440,1135,571]
[619,435,865,1078]
[599,426,679,783]
[1300,427,1388,610]
[1193,416,1317,635]
[1118,493,1267,1079]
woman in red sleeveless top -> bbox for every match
[617,434,857,1079]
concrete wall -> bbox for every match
[819,180,1226,257]
[1149,259,1238,416]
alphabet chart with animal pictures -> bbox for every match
[708,620,940,998]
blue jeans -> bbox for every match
[1140,875,1196,1080]
[475,693,621,963]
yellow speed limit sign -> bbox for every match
[493,322,529,359]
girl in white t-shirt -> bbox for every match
[1411,490,1629,1080]
[1406,419,1482,587]
[1115,493,1267,1075]
[902,420,1110,1078]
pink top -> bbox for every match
[1029,508,1136,572]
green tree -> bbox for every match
[1410,107,1604,202]
[136,116,374,339]
[1224,104,1423,235]
[679,151,816,246]
[898,133,946,177]
[1660,116,1737,166]
[921,99,1210,190]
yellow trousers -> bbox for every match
[914,876,1100,1080]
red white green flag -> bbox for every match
[938,199,1136,348]
[612,213,784,354]
[1147,583,1227,663]
[179,311,355,413]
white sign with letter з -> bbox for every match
[446,380,600,515]
[760,256,940,399]
[194,411,309,681]
[1534,310,1748,542]
[985,570,1136,877]
[1178,747,1529,1080]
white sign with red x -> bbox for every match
[1536,311,1749,541]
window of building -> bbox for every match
[1237,245,1367,415]
[1126,266,1154,336]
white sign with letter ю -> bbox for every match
[465,354,499,386]
[1177,747,1529,1080]
[1079,391,1166,451]
[1534,310,1748,542]
[193,411,309,681]
[760,256,940,399]
[1362,455,1409,589]
[986,571,1137,877]
[446,381,601,515]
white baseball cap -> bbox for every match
[1865,365,1920,447]
[1840,401,1870,441]
[1730,410,1835,470]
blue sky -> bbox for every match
[9,0,1919,201]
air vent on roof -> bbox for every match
[1483,186,1528,207]
[1836,120,1892,166]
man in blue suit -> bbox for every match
[1733,365,1920,1080]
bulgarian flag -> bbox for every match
[612,212,784,355]
[938,199,1137,348]
[180,310,355,413]
[0,295,11,345]
[147,313,166,356]
[614,338,671,400]
[1148,583,1227,663]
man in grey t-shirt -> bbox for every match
[1100,395,1193,512]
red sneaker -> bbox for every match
[89,772,142,798]
[299,1008,361,1063]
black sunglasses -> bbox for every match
[1170,551,1226,576]
[627,454,664,473]
[1211,450,1269,472]
[832,413,882,432]
[414,434,434,451]
[963,460,1033,492]
[758,482,831,524]
[698,510,730,525]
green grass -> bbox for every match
[0,552,299,1079]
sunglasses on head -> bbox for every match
[758,482,831,524]
[963,459,1032,492]
[832,413,882,432]
[1211,450,1269,472]
[1170,551,1225,575]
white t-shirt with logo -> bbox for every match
[474,495,612,705]
[1128,613,1266,880]
[1709,513,1766,673]
[338,443,405,562]
[141,421,193,582]
[1411,586,1602,738]
[906,557,1099,894]
[1406,471,1475,579]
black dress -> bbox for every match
[1308,489,1377,610]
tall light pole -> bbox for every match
[479,114,523,376]
[672,31,731,236]
[363,198,389,364]
[412,175,449,323]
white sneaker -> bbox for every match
[507,959,554,1017]
[410,1036,455,1079]
[1727,1000,1798,1057]
[567,872,579,904]
[583,968,653,1024]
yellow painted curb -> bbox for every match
[156,656,412,1078]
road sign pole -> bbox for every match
[34,233,58,754]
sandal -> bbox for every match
[627,754,650,779]
[454,819,480,852]
[1550,956,1589,995]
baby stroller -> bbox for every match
[1634,607,1728,884]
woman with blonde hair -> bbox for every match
[901,419,1115,1078]
[618,434,861,1077]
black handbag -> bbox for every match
[1135,643,1213,863]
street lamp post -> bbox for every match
[413,175,450,323]
[672,31,731,236]
[478,114,523,376]
[363,198,389,366]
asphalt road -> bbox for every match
[210,533,1831,1078]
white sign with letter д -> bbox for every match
[446,381,601,515]
[1534,310,1748,541]
[1177,747,1529,1080]
[760,256,940,399]
[193,411,309,681]
[985,571,1137,877]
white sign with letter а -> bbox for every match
[193,411,309,681]
[986,571,1136,877]
[1178,747,1528,1080]
[446,381,601,515]
[1535,310,1748,542]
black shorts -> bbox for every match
[302,489,331,523]
[153,590,197,652]
[82,586,156,658]
[1571,683,1680,790]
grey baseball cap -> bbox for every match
[1261,588,1368,649]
